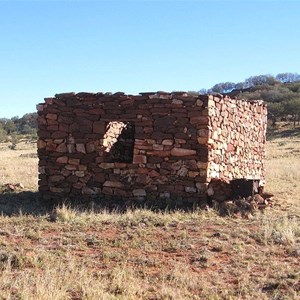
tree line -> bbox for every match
[0,113,37,142]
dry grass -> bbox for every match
[0,208,299,299]
[0,142,38,190]
[0,127,299,299]
[265,134,300,207]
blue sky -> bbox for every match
[0,0,299,118]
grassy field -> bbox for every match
[0,141,38,191]
[265,126,300,207]
[0,126,299,299]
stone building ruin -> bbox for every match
[37,92,267,208]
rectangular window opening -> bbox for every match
[102,121,135,163]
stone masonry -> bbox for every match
[37,92,267,207]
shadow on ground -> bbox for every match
[0,191,206,217]
[267,127,300,140]
[0,190,280,220]
[0,191,53,216]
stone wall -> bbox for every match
[37,92,210,207]
[207,95,267,182]
[206,95,267,202]
[37,92,267,207]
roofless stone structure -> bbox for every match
[37,92,267,208]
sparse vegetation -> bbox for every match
[0,124,299,299]
[0,207,299,299]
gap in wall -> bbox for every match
[102,121,135,163]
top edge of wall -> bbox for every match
[39,92,266,106]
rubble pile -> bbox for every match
[217,192,275,217]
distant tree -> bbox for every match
[0,113,37,138]
[1,119,16,134]
[267,102,285,126]
[244,74,278,87]
[11,116,21,132]
[285,81,300,93]
[9,113,37,135]
[261,86,294,103]
[234,82,246,89]
[19,113,37,130]
[210,83,223,93]
[284,98,300,127]
[211,82,236,93]
[21,124,36,135]
[238,90,261,101]
[276,72,300,83]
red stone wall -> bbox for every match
[207,95,267,185]
[37,92,210,207]
[37,92,267,207]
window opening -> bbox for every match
[102,121,135,163]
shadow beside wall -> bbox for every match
[0,190,202,217]
[0,192,50,216]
